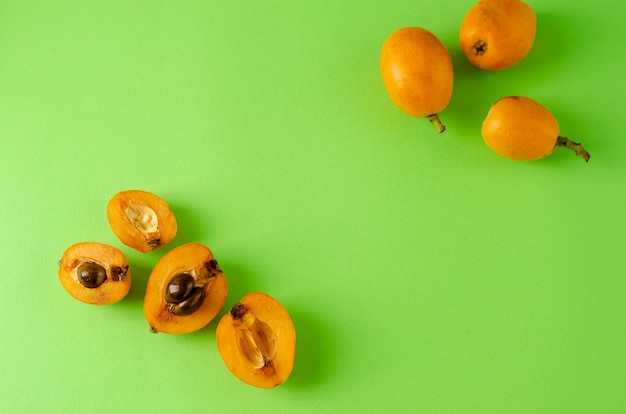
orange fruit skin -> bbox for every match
[482,96,560,161]
[58,242,132,305]
[460,0,536,70]
[144,243,228,334]
[216,292,296,389]
[106,190,177,253]
[380,27,453,118]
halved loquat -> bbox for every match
[107,190,177,253]
[217,292,296,389]
[482,96,590,162]
[58,242,131,305]
[144,243,228,334]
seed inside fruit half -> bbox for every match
[234,307,278,371]
[216,292,295,388]
[143,243,228,334]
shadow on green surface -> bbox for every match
[217,259,261,308]
[207,259,336,388]
[284,305,336,389]
[443,42,494,140]
[167,202,210,249]
[122,261,152,304]
[525,12,574,76]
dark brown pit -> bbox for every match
[77,262,107,289]
[170,287,205,316]
[165,273,196,303]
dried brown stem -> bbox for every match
[427,114,446,134]
[556,136,590,163]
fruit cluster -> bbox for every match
[380,0,590,163]
[58,190,295,389]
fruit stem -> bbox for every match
[427,114,446,134]
[556,136,590,163]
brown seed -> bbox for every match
[165,273,196,303]
[77,262,107,289]
[143,243,228,334]
[58,242,132,305]
[170,287,206,316]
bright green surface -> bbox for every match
[1,0,624,412]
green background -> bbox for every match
[1,0,624,412]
